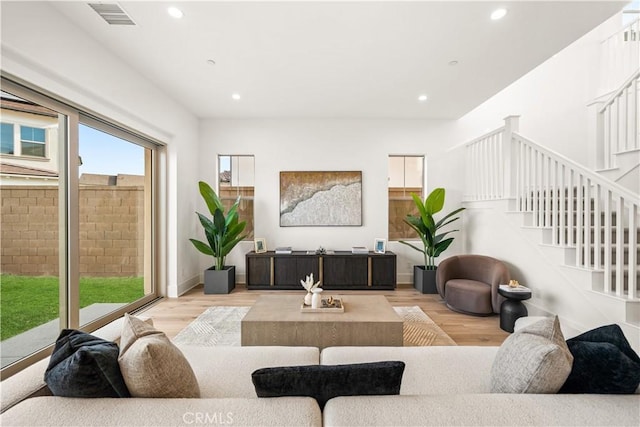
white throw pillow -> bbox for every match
[490,316,573,393]
[118,313,200,398]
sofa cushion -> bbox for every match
[178,345,320,398]
[490,316,573,393]
[0,396,323,427]
[44,329,129,398]
[252,361,405,409]
[322,394,640,426]
[560,324,640,394]
[320,346,497,394]
[118,314,200,398]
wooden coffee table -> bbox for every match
[241,294,403,349]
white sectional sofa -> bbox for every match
[1,321,639,426]
[321,346,640,426]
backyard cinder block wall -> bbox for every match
[1,185,144,277]
[388,187,421,241]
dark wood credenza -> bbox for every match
[245,251,396,290]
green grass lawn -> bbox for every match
[0,275,144,341]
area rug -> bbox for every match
[173,305,456,347]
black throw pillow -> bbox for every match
[251,361,405,409]
[45,329,130,398]
[560,324,640,394]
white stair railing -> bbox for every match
[600,18,639,95]
[597,70,640,170]
[464,116,640,300]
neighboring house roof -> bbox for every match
[1,97,58,118]
[0,162,58,177]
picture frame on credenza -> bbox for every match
[374,238,386,254]
[254,238,267,253]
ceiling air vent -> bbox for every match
[88,3,136,25]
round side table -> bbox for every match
[498,285,532,333]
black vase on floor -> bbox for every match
[204,266,235,294]
[413,266,438,294]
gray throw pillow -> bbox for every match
[490,316,573,393]
[118,314,200,398]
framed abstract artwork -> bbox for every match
[279,171,362,226]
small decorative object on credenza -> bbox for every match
[300,273,321,306]
[254,238,267,254]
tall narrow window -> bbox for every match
[388,155,424,240]
[218,155,254,239]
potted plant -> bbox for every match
[189,181,247,294]
[399,188,464,294]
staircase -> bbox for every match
[461,114,640,349]
[594,70,640,193]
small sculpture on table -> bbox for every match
[301,273,321,306]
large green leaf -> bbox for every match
[435,207,465,228]
[213,209,226,234]
[189,239,214,256]
[226,196,241,227]
[432,238,454,258]
[425,188,445,215]
[196,212,215,233]
[222,222,247,246]
[410,192,433,229]
[199,181,224,215]
[405,215,427,235]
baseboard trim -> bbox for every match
[177,274,201,297]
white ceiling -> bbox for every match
[50,1,625,119]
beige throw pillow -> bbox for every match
[490,316,573,393]
[118,313,200,398]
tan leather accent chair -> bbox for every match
[436,255,510,316]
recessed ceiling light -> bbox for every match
[207,59,216,66]
[232,93,241,101]
[418,94,428,102]
[167,7,183,19]
[491,8,507,20]
[448,60,459,66]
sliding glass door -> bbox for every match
[0,78,161,376]
[77,121,155,329]
[0,89,65,369]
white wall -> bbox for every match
[0,2,201,297]
[455,13,626,168]
[198,119,465,284]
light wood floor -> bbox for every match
[140,284,510,346]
